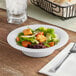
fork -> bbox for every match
[50,43,76,72]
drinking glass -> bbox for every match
[6,0,27,24]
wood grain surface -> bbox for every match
[0,9,76,76]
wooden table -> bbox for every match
[0,9,76,76]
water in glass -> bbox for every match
[6,0,27,24]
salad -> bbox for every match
[16,27,59,49]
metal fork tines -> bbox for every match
[71,43,76,52]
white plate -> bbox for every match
[7,24,69,57]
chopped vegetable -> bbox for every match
[30,29,34,33]
[46,33,52,41]
[16,27,59,49]
[22,41,31,47]
[36,27,47,32]
[27,43,47,49]
[44,43,50,47]
[36,27,47,35]
[47,28,54,34]
[18,32,24,37]
[51,34,57,38]
[16,41,22,46]
[36,32,44,36]
[16,37,20,41]
[31,39,39,44]
[49,42,54,47]
[20,37,35,42]
[52,38,59,44]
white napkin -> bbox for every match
[54,54,76,76]
[39,43,75,76]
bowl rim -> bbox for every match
[7,24,69,52]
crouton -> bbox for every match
[36,35,46,43]
[23,29,32,35]
[36,32,44,36]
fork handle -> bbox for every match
[50,53,70,72]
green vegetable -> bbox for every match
[46,33,52,41]
[36,27,47,31]
[52,38,59,44]
[20,36,39,44]
[16,27,59,48]
[35,27,55,36]
[30,29,34,33]
[19,36,35,43]
[19,37,25,42]
[51,34,57,38]
[35,27,47,35]
[31,40,39,44]
[16,41,22,46]
[47,28,54,34]
[44,43,50,47]
[46,33,58,41]
[18,32,24,37]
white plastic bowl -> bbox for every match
[7,24,69,57]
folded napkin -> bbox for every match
[39,43,75,76]
[54,54,76,76]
